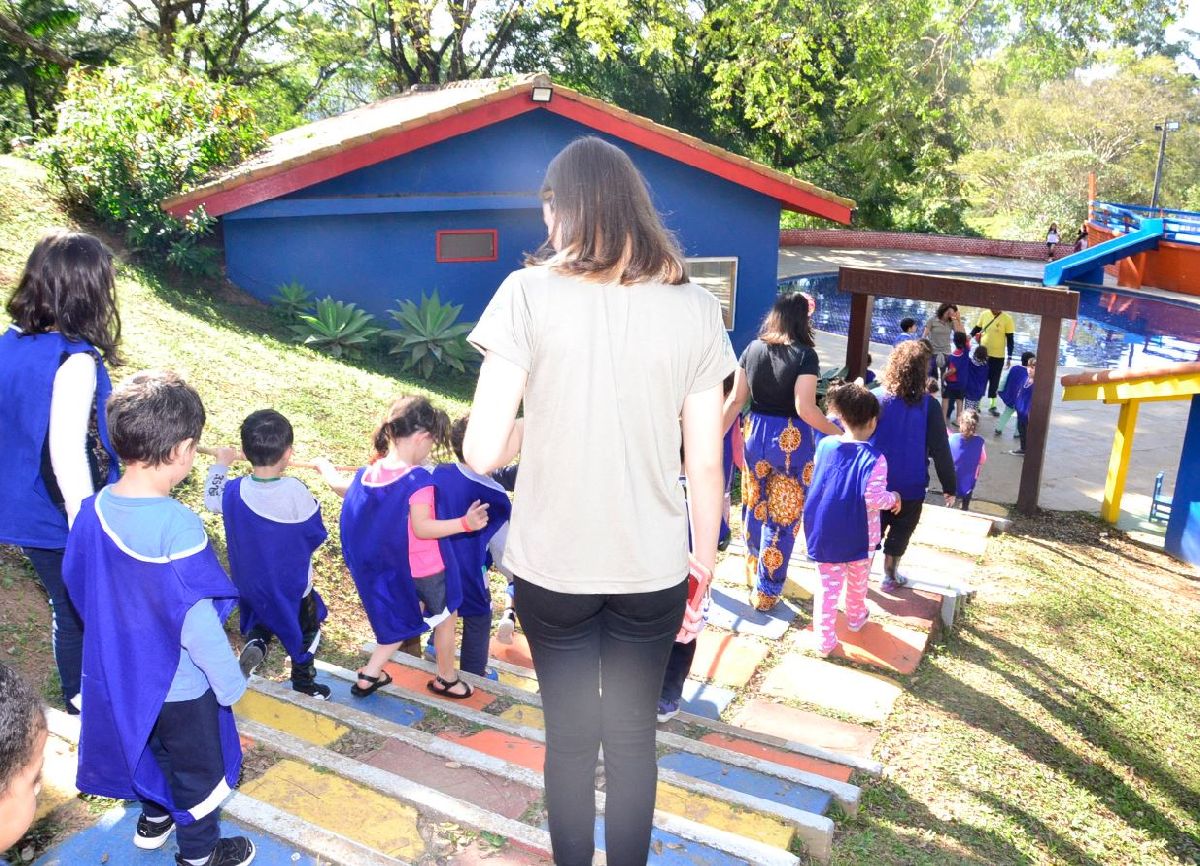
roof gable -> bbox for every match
[162,74,854,224]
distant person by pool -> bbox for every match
[896,318,919,343]
[922,303,963,386]
[1046,222,1060,260]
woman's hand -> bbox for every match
[676,556,712,643]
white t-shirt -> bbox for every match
[469,265,737,594]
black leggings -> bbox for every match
[514,575,687,866]
[987,356,1005,399]
[879,498,925,557]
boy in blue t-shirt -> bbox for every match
[63,371,254,866]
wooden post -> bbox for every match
[1100,399,1140,523]
[846,292,873,380]
[1016,315,1062,514]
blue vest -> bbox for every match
[431,464,512,618]
[965,359,990,401]
[1015,379,1034,419]
[222,477,328,661]
[950,434,985,497]
[804,437,881,563]
[0,327,119,548]
[62,495,241,821]
[340,467,462,644]
[1000,365,1029,408]
[870,394,932,500]
[943,350,968,389]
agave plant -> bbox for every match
[384,290,477,379]
[270,280,315,318]
[290,296,381,359]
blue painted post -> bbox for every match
[1165,394,1200,566]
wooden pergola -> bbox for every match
[838,267,1081,514]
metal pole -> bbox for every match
[1151,121,1169,210]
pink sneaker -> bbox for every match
[847,614,869,633]
[816,639,839,658]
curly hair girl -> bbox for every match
[881,340,932,406]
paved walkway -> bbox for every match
[784,246,1189,527]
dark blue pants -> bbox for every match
[459,613,491,676]
[660,639,697,705]
[141,690,227,860]
[515,576,687,866]
[22,546,83,710]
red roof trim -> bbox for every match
[164,96,540,219]
[543,97,853,224]
[166,88,852,224]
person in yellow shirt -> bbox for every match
[970,308,1015,415]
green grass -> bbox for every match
[2,156,1199,865]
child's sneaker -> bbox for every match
[176,837,256,866]
[816,642,838,658]
[423,640,437,662]
[880,574,907,594]
[847,613,869,633]
[495,609,516,645]
[293,680,331,700]
[656,699,680,723]
[484,667,500,682]
[238,638,267,678]
[1009,448,1026,456]
[133,813,175,849]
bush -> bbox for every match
[291,296,381,359]
[36,61,265,274]
[270,281,315,318]
[384,290,476,380]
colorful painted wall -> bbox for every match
[221,111,782,352]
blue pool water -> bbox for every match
[780,272,1200,370]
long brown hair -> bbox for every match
[758,292,814,347]
[525,137,687,286]
[6,230,122,363]
[372,395,451,460]
[881,340,931,406]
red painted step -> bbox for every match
[801,614,929,675]
[698,733,854,784]
[440,729,546,773]
[382,661,497,711]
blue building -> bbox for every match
[165,74,854,352]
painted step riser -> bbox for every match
[370,649,869,796]
[257,676,803,866]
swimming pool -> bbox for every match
[779,272,1200,370]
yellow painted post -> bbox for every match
[1101,400,1140,522]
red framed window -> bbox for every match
[436,229,498,263]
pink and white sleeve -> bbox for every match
[864,455,898,511]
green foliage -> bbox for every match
[291,296,382,359]
[35,60,265,273]
[384,290,476,380]
[270,281,315,318]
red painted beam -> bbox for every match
[543,96,853,224]
[165,97,542,218]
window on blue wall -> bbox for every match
[437,230,498,263]
[686,257,737,330]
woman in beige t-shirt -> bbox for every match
[464,137,736,866]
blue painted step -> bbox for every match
[596,818,749,865]
[313,670,425,726]
[34,805,323,865]
[678,679,736,720]
[659,753,832,816]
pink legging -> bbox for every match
[816,558,872,653]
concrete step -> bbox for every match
[249,671,805,865]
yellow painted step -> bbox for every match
[714,555,813,602]
[655,781,794,850]
[240,759,424,859]
[497,670,539,693]
[235,690,348,747]
[498,704,545,730]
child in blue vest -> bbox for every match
[804,383,901,657]
[994,352,1036,439]
[426,416,513,677]
[203,410,330,700]
[1011,361,1036,456]
[964,345,991,413]
[941,331,969,423]
[62,371,253,866]
[318,396,488,700]
[949,409,987,510]
[0,663,47,854]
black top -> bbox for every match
[739,339,820,417]
[922,397,958,495]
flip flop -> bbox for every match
[427,675,474,700]
[350,669,392,697]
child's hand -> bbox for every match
[213,446,241,467]
[888,496,903,514]
[943,493,957,508]
[312,457,339,483]
[463,500,489,531]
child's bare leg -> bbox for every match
[433,614,458,683]
[358,642,400,684]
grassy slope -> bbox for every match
[1,156,1198,865]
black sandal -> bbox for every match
[427,675,474,700]
[350,669,392,697]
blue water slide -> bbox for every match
[1043,218,1165,287]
